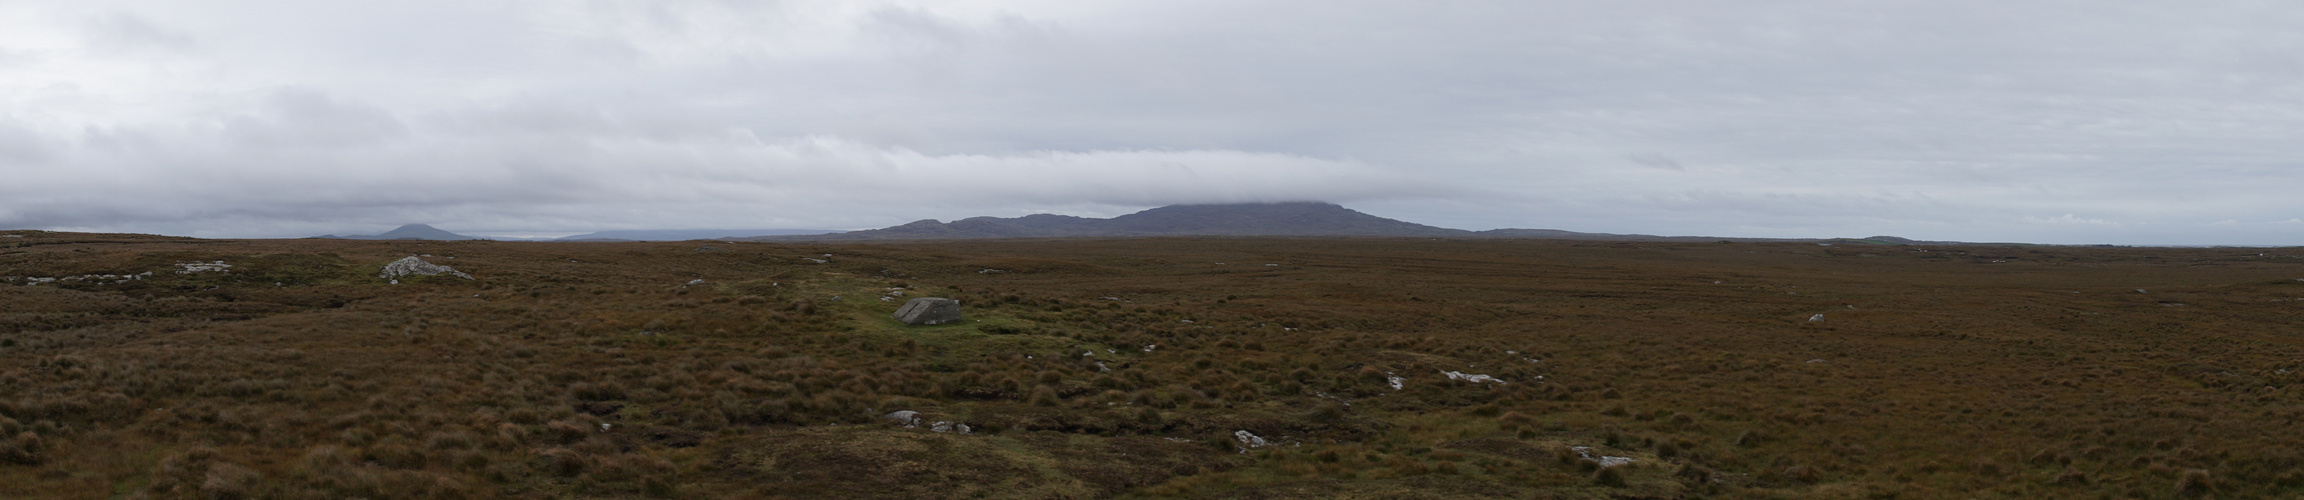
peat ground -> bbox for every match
[4,230,2303,498]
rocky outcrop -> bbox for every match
[893,297,963,325]
[379,256,473,282]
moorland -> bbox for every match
[3,230,2303,498]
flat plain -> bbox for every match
[4,230,2303,498]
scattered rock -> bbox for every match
[893,297,964,325]
[1571,446,1634,467]
[1808,314,1825,322]
[930,421,973,434]
[1386,373,1406,390]
[176,261,232,274]
[1443,371,1503,384]
[379,256,472,281]
[13,271,151,286]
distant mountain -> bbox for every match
[747,202,1474,241]
[553,229,839,242]
[315,224,480,241]
[743,202,1953,244]
[310,208,1955,245]
[1469,228,1802,243]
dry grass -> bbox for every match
[4,230,2304,498]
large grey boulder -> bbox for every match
[379,256,472,281]
[893,297,963,325]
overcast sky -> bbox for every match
[3,1,2301,244]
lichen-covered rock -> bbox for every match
[1234,430,1270,449]
[175,261,232,274]
[379,256,472,281]
[893,297,963,325]
[1442,371,1503,384]
[930,421,972,434]
[884,410,922,428]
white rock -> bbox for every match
[175,261,233,274]
[884,410,922,428]
[1808,314,1825,322]
[1386,373,1405,390]
[1570,446,1635,467]
[379,256,472,281]
[1233,430,1269,450]
[1443,371,1503,384]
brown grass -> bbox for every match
[4,230,2304,497]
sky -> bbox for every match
[2,1,2301,245]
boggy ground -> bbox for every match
[4,230,2304,499]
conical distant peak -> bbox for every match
[372,224,477,240]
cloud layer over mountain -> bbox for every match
[3,1,2301,244]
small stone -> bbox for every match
[1808,314,1825,322]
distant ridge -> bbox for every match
[743,202,1961,244]
[744,202,1465,241]
[315,224,479,241]
[306,207,1961,245]
[554,229,838,242]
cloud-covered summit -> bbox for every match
[4,1,2303,244]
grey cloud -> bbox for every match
[0,120,50,165]
[224,89,410,149]
[1624,153,1683,171]
[4,1,2304,244]
[84,12,196,53]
